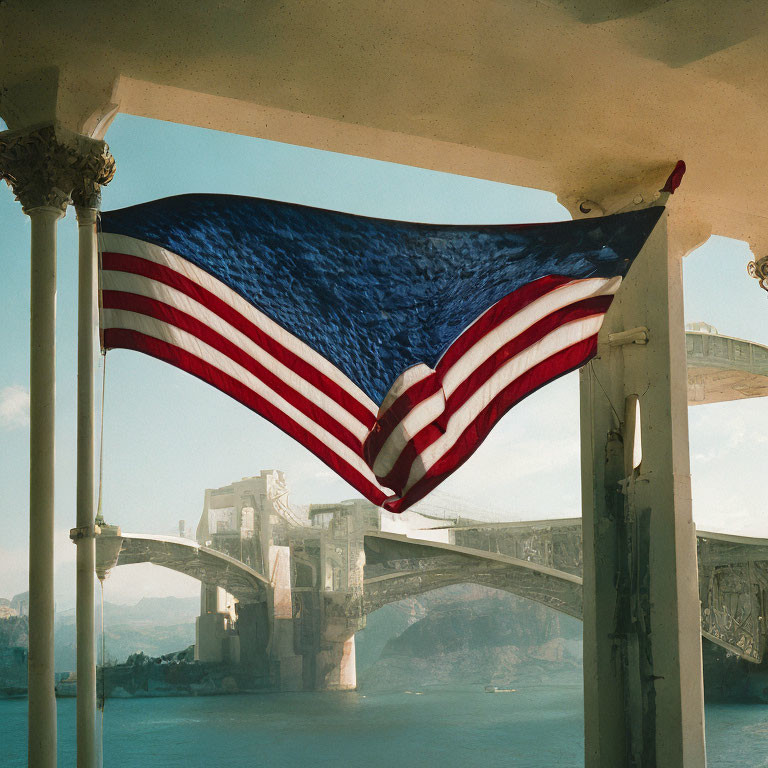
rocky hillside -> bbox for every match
[0,615,29,696]
[0,614,28,648]
[358,585,582,691]
[54,596,198,670]
[0,596,199,676]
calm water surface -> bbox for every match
[2,685,767,767]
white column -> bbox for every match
[70,140,113,768]
[581,210,706,766]
[1,123,115,768]
[74,206,98,768]
[27,204,63,768]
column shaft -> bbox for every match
[581,211,706,767]
[75,207,98,768]
[581,359,626,765]
[28,205,62,768]
[1,121,115,768]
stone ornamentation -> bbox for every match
[747,255,768,294]
[0,123,114,212]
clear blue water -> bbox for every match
[2,685,767,767]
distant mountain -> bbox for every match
[358,586,582,691]
[54,596,199,671]
[5,587,768,702]
[0,614,29,651]
[54,596,199,627]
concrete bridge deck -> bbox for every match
[97,518,768,666]
[97,530,268,605]
[363,531,583,618]
[686,327,768,405]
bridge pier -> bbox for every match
[313,635,357,691]
[579,207,707,767]
[292,584,364,691]
[195,586,240,663]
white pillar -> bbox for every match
[70,140,113,768]
[74,206,98,768]
[27,204,63,768]
[581,210,706,766]
[1,123,115,768]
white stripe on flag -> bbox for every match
[99,233,377,417]
[402,314,605,493]
[372,388,446,478]
[101,308,385,489]
[101,269,370,441]
[441,276,620,397]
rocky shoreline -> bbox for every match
[54,648,271,699]
[4,591,768,702]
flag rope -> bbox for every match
[95,213,107,767]
[587,360,622,427]
[95,354,107,526]
[95,212,107,526]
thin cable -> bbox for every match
[95,211,107,526]
[588,360,622,427]
[95,355,107,525]
[98,578,106,711]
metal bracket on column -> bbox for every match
[69,524,101,541]
[608,326,649,347]
[559,161,685,220]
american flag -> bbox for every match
[98,195,663,512]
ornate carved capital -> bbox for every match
[0,123,114,213]
[70,138,116,211]
[747,255,768,294]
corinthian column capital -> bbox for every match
[0,123,115,213]
[747,254,768,294]
[71,138,116,211]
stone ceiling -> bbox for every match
[1,0,766,248]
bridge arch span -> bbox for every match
[95,531,269,605]
[362,532,582,619]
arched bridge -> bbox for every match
[95,530,268,605]
[362,525,768,664]
[97,520,768,664]
[362,531,582,618]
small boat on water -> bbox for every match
[484,685,516,693]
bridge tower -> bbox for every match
[193,471,303,685]
[290,499,377,690]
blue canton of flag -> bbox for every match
[98,194,664,512]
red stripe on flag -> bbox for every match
[385,336,598,513]
[362,371,442,466]
[102,290,364,454]
[442,296,612,422]
[371,301,610,494]
[103,327,389,507]
[435,275,575,373]
[102,252,376,428]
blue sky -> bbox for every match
[1,114,766,607]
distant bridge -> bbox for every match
[685,326,768,405]
[97,517,768,675]
[362,531,583,618]
[96,530,268,604]
[363,523,768,664]
[93,326,768,690]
